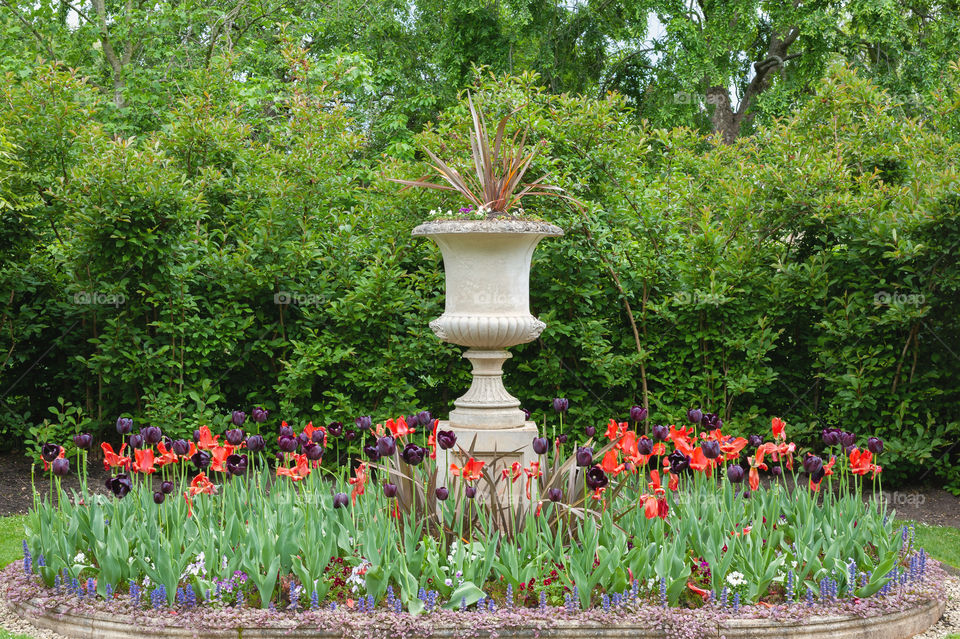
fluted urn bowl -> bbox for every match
[412,218,563,429]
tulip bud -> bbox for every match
[521,408,532,420]
[867,437,884,454]
[702,440,721,460]
[73,433,93,450]
[383,483,398,498]
[436,430,457,451]
[575,446,593,467]
[279,424,294,438]
[401,443,426,465]
[193,429,201,443]
[344,429,357,441]
[115,417,133,435]
[637,437,654,456]
[302,443,322,461]
[465,486,477,499]
[51,457,70,476]
[547,488,563,502]
[128,434,144,449]
[363,444,380,461]
[651,425,669,442]
[585,467,608,490]
[246,435,265,452]
[822,428,841,446]
[703,413,722,429]
[225,429,245,446]
[160,480,175,495]
[748,434,763,448]
[251,407,269,423]
[231,411,246,427]
[803,454,823,476]
[355,416,373,431]
[417,411,433,427]
[727,464,745,484]
[226,454,248,476]
[532,437,549,455]
[552,398,569,413]
[435,487,449,501]
[770,465,783,476]
[557,434,568,444]
[629,406,647,423]
[153,492,165,505]
[141,426,162,445]
[277,435,297,453]
[376,436,396,457]
[840,431,856,448]
[686,408,703,424]
[191,451,211,470]
[585,425,596,438]
[333,493,349,509]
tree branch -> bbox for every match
[0,0,56,59]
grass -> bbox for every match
[0,515,26,568]
[0,631,34,639]
[898,519,960,569]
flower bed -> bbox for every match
[16,406,947,639]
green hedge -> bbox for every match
[1,52,958,489]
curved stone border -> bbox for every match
[7,596,945,639]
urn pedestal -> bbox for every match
[412,219,562,504]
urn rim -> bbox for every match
[412,218,563,237]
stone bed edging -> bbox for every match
[6,596,946,639]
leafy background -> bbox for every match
[0,1,958,490]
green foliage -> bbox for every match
[0,515,27,567]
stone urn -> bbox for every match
[412,218,562,494]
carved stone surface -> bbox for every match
[412,218,562,431]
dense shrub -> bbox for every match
[1,51,958,489]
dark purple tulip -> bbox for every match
[811,465,826,483]
[332,493,349,509]
[141,426,162,445]
[465,486,477,499]
[51,458,70,476]
[703,413,722,429]
[41,443,61,463]
[363,444,380,461]
[311,430,325,444]
[637,437,654,456]
[667,450,690,474]
[191,451,211,470]
[170,439,189,456]
[532,437,549,455]
[822,428,841,446]
[702,440,721,460]
[246,435,265,452]
[344,429,357,441]
[652,425,669,442]
[867,437,884,454]
[435,487,449,501]
[803,454,824,476]
[327,421,343,438]
[521,408,532,420]
[727,464,745,484]
[376,436,397,457]
[278,424,294,438]
[225,429,244,446]
[251,407,268,423]
[73,433,93,450]
[193,429,201,443]
[401,443,426,465]
[770,465,783,477]
[226,454,248,476]
[304,442,323,461]
[231,411,246,427]
[160,480,175,495]
[547,488,563,502]
[406,413,421,428]
[748,434,763,448]
[383,483,398,498]
[162,435,173,449]
[355,416,373,431]
[417,411,433,427]
[840,431,856,448]
[557,434,568,444]
[277,435,297,452]
[844,444,856,455]
[437,430,457,451]
[687,408,703,424]
[576,446,593,467]
[106,474,132,499]
[585,467,608,490]
[153,492,165,505]
[552,398,569,413]
[585,425,596,438]
[297,432,311,448]
[116,417,133,435]
[629,406,648,423]
[128,434,144,449]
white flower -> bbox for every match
[726,572,747,588]
[73,552,88,565]
[444,579,453,587]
